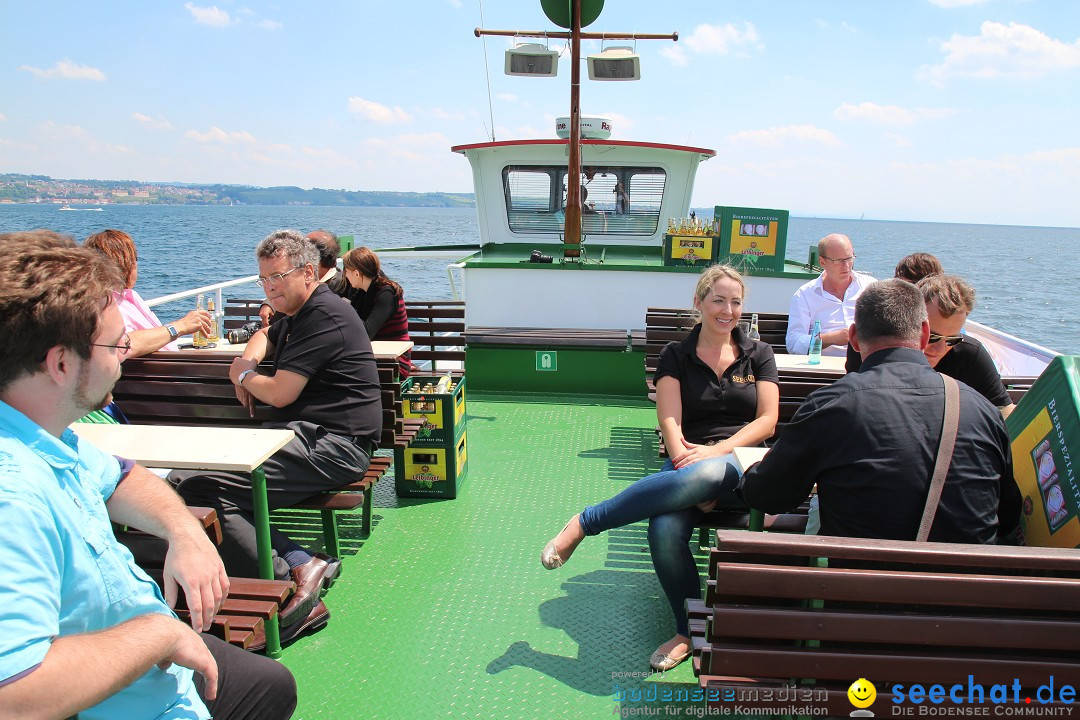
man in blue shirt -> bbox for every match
[0,231,296,719]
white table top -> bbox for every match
[732,446,769,473]
[183,339,413,361]
[773,353,847,374]
[71,423,294,473]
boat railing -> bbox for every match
[145,274,260,316]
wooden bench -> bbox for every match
[689,530,1080,716]
[112,352,394,551]
[117,506,294,651]
[464,326,631,349]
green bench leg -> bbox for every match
[321,509,340,559]
[361,494,372,537]
[748,508,765,532]
[251,466,281,658]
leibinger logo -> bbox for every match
[854,676,1077,717]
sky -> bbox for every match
[2,1,1079,227]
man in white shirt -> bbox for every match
[786,233,875,356]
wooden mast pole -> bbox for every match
[563,0,582,259]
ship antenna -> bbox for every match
[478,0,497,141]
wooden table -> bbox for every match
[192,339,414,362]
[773,353,847,374]
[71,423,295,657]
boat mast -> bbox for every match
[475,3,677,261]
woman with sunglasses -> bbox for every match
[84,229,212,358]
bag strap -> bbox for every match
[917,375,960,542]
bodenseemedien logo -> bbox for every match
[849,678,877,717]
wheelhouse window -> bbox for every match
[503,165,666,236]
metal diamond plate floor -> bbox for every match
[277,393,715,720]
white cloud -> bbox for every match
[184,3,232,28]
[726,124,840,148]
[922,21,1080,85]
[347,97,412,123]
[256,19,282,31]
[184,126,257,144]
[430,107,466,121]
[496,93,518,102]
[0,113,6,121]
[18,59,106,81]
[884,132,914,148]
[446,0,462,7]
[661,22,760,66]
[834,101,957,125]
[926,0,990,7]
[132,112,174,130]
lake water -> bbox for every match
[2,204,1077,355]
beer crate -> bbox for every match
[394,431,468,499]
[662,233,718,267]
[1006,356,1080,548]
[401,374,467,446]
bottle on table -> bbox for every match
[748,313,761,341]
[193,293,208,348]
[808,320,822,365]
[206,297,220,343]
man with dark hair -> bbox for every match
[741,278,1020,543]
[0,232,296,719]
[173,229,382,633]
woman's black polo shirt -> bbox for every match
[655,323,778,445]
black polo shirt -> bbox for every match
[845,335,1010,407]
[266,284,382,443]
[740,347,1020,543]
[655,323,778,445]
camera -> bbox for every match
[227,321,262,345]
[529,249,553,264]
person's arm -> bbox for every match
[819,326,850,349]
[655,375,686,460]
[233,366,309,409]
[738,396,825,513]
[230,327,271,415]
[966,341,1015,416]
[785,290,812,354]
[0,613,217,719]
[105,465,228,632]
[126,309,212,358]
[363,287,396,339]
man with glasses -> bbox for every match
[0,231,296,719]
[786,233,875,356]
[171,229,382,638]
[742,279,1020,544]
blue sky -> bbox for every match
[2,1,1078,226]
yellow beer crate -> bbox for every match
[401,374,467,446]
[394,431,468,499]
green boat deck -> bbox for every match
[275,392,716,719]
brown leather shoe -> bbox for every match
[250,600,330,653]
[279,556,329,627]
[313,552,341,590]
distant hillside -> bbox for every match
[0,174,475,207]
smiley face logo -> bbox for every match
[848,678,876,709]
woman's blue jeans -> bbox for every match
[578,455,743,636]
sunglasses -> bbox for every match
[928,332,963,347]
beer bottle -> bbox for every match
[748,313,761,341]
[193,294,208,348]
[206,297,220,343]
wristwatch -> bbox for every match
[165,324,179,340]
[237,369,256,386]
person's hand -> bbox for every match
[235,383,257,417]
[671,438,727,469]
[820,327,849,348]
[153,616,219,700]
[229,356,257,384]
[162,530,229,633]
[258,303,273,328]
[175,309,212,337]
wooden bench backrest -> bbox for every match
[698,530,1080,691]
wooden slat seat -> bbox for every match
[689,530,1080,716]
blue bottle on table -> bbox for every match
[808,320,822,365]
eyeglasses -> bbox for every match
[928,332,964,347]
[822,255,856,265]
[91,334,132,356]
[256,266,302,287]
